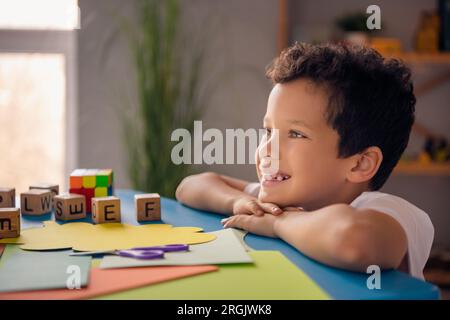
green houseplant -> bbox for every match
[121,0,208,198]
[335,11,377,46]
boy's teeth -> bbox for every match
[263,173,291,181]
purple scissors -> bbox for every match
[70,244,189,260]
[115,244,189,260]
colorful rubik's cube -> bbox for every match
[69,169,114,213]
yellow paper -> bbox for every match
[0,221,216,251]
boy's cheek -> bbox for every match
[255,149,261,179]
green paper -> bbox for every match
[99,228,253,269]
[0,245,91,293]
[97,251,330,300]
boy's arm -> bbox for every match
[223,204,407,272]
[175,172,257,215]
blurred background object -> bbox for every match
[415,10,440,53]
[110,0,211,198]
[335,11,373,46]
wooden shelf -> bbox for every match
[394,162,450,176]
[386,52,450,64]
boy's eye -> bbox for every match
[289,130,306,139]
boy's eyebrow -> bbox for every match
[287,119,312,129]
[263,117,312,130]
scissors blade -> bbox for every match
[70,250,115,256]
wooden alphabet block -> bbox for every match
[135,193,161,222]
[91,196,121,224]
[29,183,59,196]
[0,188,15,208]
[0,208,20,239]
[20,189,53,215]
[54,193,86,221]
[29,183,59,209]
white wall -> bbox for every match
[77,0,278,188]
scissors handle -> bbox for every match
[132,244,189,252]
[116,249,164,260]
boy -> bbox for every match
[175,43,434,279]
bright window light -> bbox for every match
[0,53,66,193]
[0,0,79,30]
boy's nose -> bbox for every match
[260,157,271,168]
[258,131,280,160]
[259,156,280,175]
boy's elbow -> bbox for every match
[175,176,190,203]
[333,220,389,272]
[175,172,218,203]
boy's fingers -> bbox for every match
[283,206,304,212]
[248,200,264,216]
[223,215,249,230]
[221,217,231,224]
[222,216,237,228]
[257,202,283,215]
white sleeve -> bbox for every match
[352,193,434,279]
[243,182,260,197]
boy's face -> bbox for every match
[256,78,351,210]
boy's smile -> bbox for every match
[256,78,356,210]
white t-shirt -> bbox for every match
[243,183,434,279]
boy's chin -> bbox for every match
[258,191,290,208]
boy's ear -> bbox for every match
[346,146,383,184]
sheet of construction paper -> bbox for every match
[231,228,253,251]
[100,228,252,269]
[0,245,91,293]
[0,264,218,300]
[97,251,330,300]
[0,221,216,251]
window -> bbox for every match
[0,0,79,30]
[0,0,79,194]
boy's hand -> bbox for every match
[222,208,303,237]
[221,214,279,237]
[232,197,282,216]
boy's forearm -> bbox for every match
[273,204,378,272]
[176,172,252,215]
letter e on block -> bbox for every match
[135,193,161,222]
[54,194,86,221]
[91,196,121,224]
[0,208,20,239]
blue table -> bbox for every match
[19,189,440,300]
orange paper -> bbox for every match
[0,264,218,300]
[0,244,4,257]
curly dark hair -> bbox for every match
[266,42,416,190]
